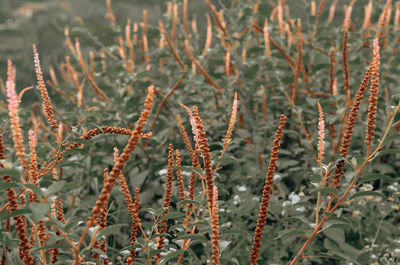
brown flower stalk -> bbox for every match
[292,19,302,103]
[202,14,213,57]
[342,1,355,109]
[332,65,374,188]
[183,0,189,38]
[395,2,400,32]
[184,40,223,94]
[76,86,154,265]
[51,168,65,264]
[0,130,5,159]
[329,46,335,95]
[33,44,59,131]
[194,106,220,265]
[159,21,186,71]
[28,129,39,203]
[250,114,286,265]
[75,39,109,102]
[315,0,325,24]
[328,0,338,23]
[175,150,187,202]
[141,10,150,65]
[126,188,141,265]
[176,114,199,207]
[263,19,272,59]
[362,0,373,29]
[221,92,238,156]
[155,144,174,263]
[365,38,380,146]
[2,175,33,264]
[105,0,116,25]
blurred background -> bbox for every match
[0,0,213,88]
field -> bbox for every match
[1,0,400,264]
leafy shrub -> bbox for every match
[1,0,400,264]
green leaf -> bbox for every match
[220,228,251,238]
[148,249,165,258]
[275,229,305,240]
[349,191,384,200]
[373,149,400,159]
[29,203,51,222]
[24,183,44,199]
[45,181,66,196]
[177,200,203,207]
[97,224,127,239]
[0,209,32,221]
[159,211,186,221]
[174,166,203,175]
[159,249,184,264]
[0,182,20,190]
[65,216,78,231]
[30,243,70,254]
[358,174,395,183]
[322,217,352,230]
[176,234,207,241]
[0,168,20,178]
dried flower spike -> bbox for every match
[33,44,59,131]
[250,115,286,265]
[365,38,380,146]
[194,106,220,265]
[317,103,325,165]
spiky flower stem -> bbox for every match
[250,115,286,265]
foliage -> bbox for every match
[1,0,400,264]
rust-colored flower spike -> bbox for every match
[155,144,174,263]
[176,114,194,155]
[250,114,286,265]
[0,130,5,159]
[87,86,153,228]
[263,19,272,59]
[365,38,380,146]
[28,129,39,203]
[194,106,220,265]
[52,168,65,264]
[327,0,338,23]
[175,150,186,202]
[180,104,200,151]
[33,44,59,131]
[331,64,374,188]
[315,0,325,24]
[176,114,200,208]
[126,188,141,265]
[221,92,238,156]
[342,2,355,108]
[75,39,109,102]
[6,60,27,169]
[2,175,33,264]
[317,103,325,165]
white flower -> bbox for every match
[289,192,300,204]
[237,185,247,192]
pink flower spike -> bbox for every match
[28,129,37,148]
[179,103,200,149]
[317,102,325,164]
